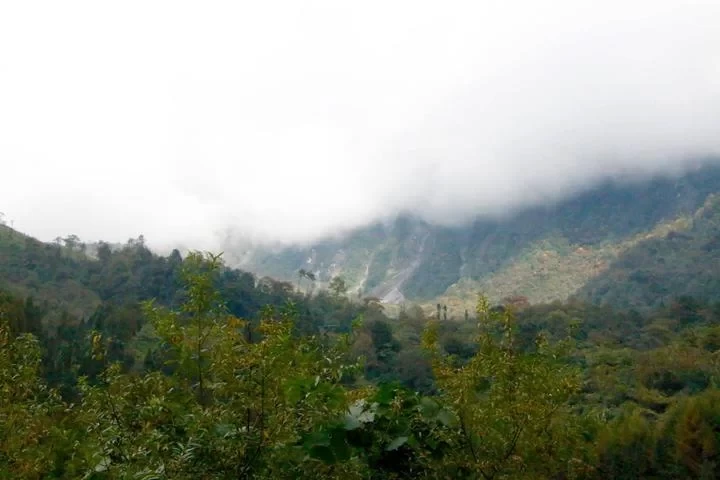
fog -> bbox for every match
[1,1,719,249]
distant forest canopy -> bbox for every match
[3,220,720,477]
[232,162,720,312]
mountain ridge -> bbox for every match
[228,163,720,311]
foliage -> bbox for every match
[0,251,598,479]
[0,316,65,478]
[5,220,720,478]
[70,252,363,479]
[329,276,348,297]
[421,297,589,479]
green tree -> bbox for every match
[0,316,66,478]
[75,252,365,479]
[655,389,720,478]
[595,405,657,479]
[63,234,81,251]
[329,276,348,297]
[298,268,307,292]
[422,295,589,479]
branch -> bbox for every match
[104,384,131,464]
[460,413,492,480]
[502,424,524,464]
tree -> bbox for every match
[75,252,364,479]
[0,315,64,477]
[422,295,589,479]
[655,389,720,478]
[298,268,307,292]
[63,234,81,251]
[96,241,112,264]
[329,276,348,297]
[595,405,657,479]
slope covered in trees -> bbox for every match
[4,167,720,477]
[0,226,367,334]
[0,227,404,392]
[3,247,720,478]
[579,193,720,309]
[234,162,720,310]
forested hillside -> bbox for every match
[4,164,720,478]
[3,239,720,478]
[0,226,400,390]
[579,193,720,309]
[0,225,361,333]
[3,0,719,477]
[234,163,720,311]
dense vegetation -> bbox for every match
[3,224,720,478]
[580,193,720,309]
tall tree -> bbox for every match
[422,295,588,479]
[329,276,348,297]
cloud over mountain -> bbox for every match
[1,1,719,247]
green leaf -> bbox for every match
[343,412,361,431]
[309,445,336,464]
[420,397,440,418]
[347,401,365,418]
[386,436,408,451]
[303,430,330,448]
[436,409,456,427]
[214,423,236,438]
[344,400,376,430]
[374,383,397,405]
[285,377,311,403]
[93,455,111,472]
[329,427,351,461]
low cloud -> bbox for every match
[1,1,719,248]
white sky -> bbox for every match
[1,1,720,248]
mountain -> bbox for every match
[0,225,102,321]
[579,192,720,309]
[0,227,365,336]
[5,175,720,480]
[230,162,720,311]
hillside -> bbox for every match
[5,214,720,480]
[579,193,720,309]
[0,227,368,336]
[232,163,720,310]
[0,225,101,321]
[5,175,720,480]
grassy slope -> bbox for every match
[432,192,720,315]
[579,194,720,309]
[430,216,694,315]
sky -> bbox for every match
[1,1,720,249]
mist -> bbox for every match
[1,1,719,249]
